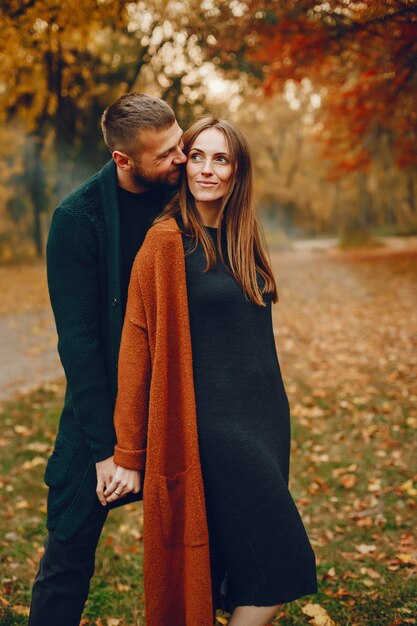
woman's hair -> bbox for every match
[155,117,278,306]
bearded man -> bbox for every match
[28,92,186,626]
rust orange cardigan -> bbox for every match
[113,218,214,626]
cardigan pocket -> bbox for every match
[158,466,209,547]
[44,433,79,488]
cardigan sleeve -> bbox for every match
[47,207,116,462]
[113,257,151,470]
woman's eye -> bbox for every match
[190,153,203,161]
[216,156,229,164]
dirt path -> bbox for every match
[0,308,61,400]
[1,236,416,402]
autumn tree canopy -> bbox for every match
[193,0,417,175]
[0,0,212,255]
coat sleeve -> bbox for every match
[113,256,151,470]
[47,207,116,462]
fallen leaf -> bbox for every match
[360,567,381,579]
[21,456,46,470]
[14,425,31,436]
[396,552,417,565]
[333,586,351,598]
[355,544,376,554]
[15,500,30,510]
[13,605,30,616]
[302,602,337,626]
[332,464,358,477]
[339,474,357,489]
[327,566,336,577]
[27,441,50,453]
[399,479,417,496]
[119,523,130,534]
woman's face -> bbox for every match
[186,128,234,209]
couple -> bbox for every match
[29,92,317,626]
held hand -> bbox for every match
[96,456,117,506]
[104,465,142,503]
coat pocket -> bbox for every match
[158,466,209,547]
[44,433,79,488]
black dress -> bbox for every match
[180,220,318,610]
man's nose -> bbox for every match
[173,148,187,164]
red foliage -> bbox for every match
[196,0,417,176]
[247,0,417,174]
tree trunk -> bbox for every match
[357,170,371,228]
[31,134,47,257]
[406,172,416,214]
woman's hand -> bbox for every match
[104,465,142,503]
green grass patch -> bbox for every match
[0,375,416,625]
[0,384,144,626]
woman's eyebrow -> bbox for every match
[190,147,229,155]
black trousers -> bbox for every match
[28,502,108,626]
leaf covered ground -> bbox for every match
[0,248,416,625]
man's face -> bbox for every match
[130,122,186,190]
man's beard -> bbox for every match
[132,162,182,190]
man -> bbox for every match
[28,92,186,626]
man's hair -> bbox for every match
[101,92,176,154]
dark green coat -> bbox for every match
[45,160,167,540]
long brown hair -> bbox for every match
[155,117,278,306]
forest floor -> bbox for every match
[0,239,416,625]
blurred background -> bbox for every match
[1,0,417,258]
[0,2,416,625]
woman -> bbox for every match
[104,118,318,626]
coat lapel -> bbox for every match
[99,159,123,400]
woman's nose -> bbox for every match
[201,158,214,175]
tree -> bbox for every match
[0,0,212,256]
[193,0,417,173]
[189,0,417,235]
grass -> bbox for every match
[0,383,145,626]
[1,380,415,626]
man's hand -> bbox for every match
[104,465,142,504]
[96,456,117,506]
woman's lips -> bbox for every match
[195,180,218,187]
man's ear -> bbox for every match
[112,150,133,170]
